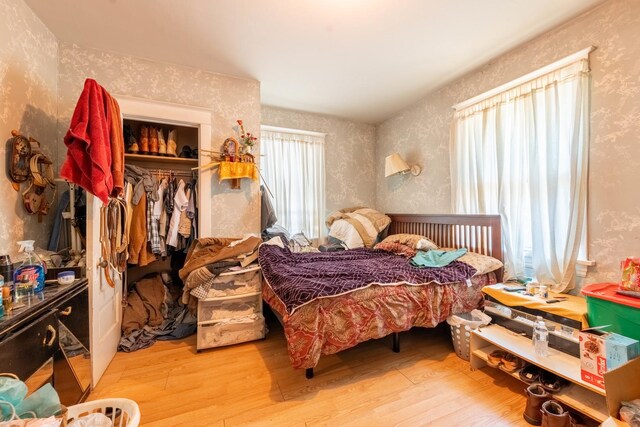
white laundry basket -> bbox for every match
[66,398,140,427]
[446,309,491,360]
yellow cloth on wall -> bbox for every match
[482,284,588,328]
[218,161,258,182]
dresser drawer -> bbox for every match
[198,294,261,323]
[57,286,89,350]
[206,267,261,298]
[197,314,265,350]
[0,311,59,380]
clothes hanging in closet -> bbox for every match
[48,190,70,252]
[122,165,198,265]
[167,179,188,249]
[128,191,155,267]
[153,178,168,256]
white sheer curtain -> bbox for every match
[451,58,590,292]
[261,129,326,240]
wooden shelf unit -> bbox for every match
[123,117,200,172]
[470,324,607,423]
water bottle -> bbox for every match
[532,316,549,357]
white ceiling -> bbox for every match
[25,0,604,123]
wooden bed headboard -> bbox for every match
[387,214,503,280]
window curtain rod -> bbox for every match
[452,46,596,111]
[261,125,327,138]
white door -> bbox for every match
[84,96,212,387]
[86,195,123,387]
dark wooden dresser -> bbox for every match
[0,279,91,406]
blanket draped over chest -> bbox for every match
[259,244,477,315]
[179,236,262,310]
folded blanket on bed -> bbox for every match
[326,207,391,249]
[410,248,468,268]
[259,239,476,314]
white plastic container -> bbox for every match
[67,398,140,427]
[197,294,261,322]
[206,266,261,298]
[537,285,549,299]
[447,309,491,360]
[197,314,265,349]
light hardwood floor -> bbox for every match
[90,319,532,426]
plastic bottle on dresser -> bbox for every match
[532,316,549,357]
[1,277,10,315]
[0,274,4,318]
[12,240,46,299]
[0,254,12,292]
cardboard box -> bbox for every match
[603,356,640,425]
[579,328,640,389]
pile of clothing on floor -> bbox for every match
[119,272,196,352]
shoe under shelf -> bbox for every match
[470,324,608,423]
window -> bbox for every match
[450,48,592,292]
[261,126,326,240]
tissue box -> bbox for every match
[579,328,640,389]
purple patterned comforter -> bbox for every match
[259,243,477,314]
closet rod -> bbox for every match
[147,168,196,177]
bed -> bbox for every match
[260,213,503,378]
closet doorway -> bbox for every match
[86,97,212,387]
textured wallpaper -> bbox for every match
[0,0,58,258]
[57,43,261,238]
[3,0,637,288]
[261,106,377,219]
[376,0,640,286]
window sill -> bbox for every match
[576,259,596,278]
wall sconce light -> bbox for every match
[384,152,422,177]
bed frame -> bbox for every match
[387,213,503,281]
[289,213,503,379]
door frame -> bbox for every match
[88,96,212,388]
